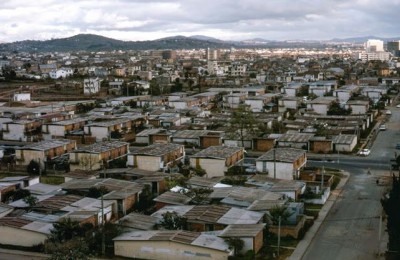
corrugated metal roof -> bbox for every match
[219,224,265,237]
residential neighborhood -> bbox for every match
[0,37,399,260]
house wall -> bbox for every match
[129,155,162,171]
[310,140,332,153]
[150,134,169,144]
[85,126,110,141]
[42,125,66,140]
[114,240,230,260]
[244,100,264,112]
[256,161,299,180]
[307,104,328,115]
[346,105,367,115]
[253,139,275,152]
[190,158,226,178]
[3,124,26,141]
[282,100,298,109]
[69,153,102,171]
[268,216,306,239]
[0,226,47,247]
[200,136,221,148]
[254,229,264,253]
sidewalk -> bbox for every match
[288,171,350,260]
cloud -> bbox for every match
[0,0,399,43]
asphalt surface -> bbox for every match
[298,107,400,260]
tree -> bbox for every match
[327,101,351,115]
[87,186,109,199]
[225,237,244,255]
[27,160,41,175]
[48,218,89,243]
[268,205,293,225]
[47,237,90,260]
[160,211,187,230]
[381,173,400,254]
[230,105,258,147]
[23,195,38,207]
[3,189,31,202]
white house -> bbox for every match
[255,148,307,180]
[332,134,357,152]
[13,93,31,102]
[49,68,74,79]
[333,85,360,103]
[345,100,370,115]
[308,80,337,97]
[83,78,101,95]
[307,96,337,115]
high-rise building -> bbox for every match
[365,39,384,52]
[206,48,219,61]
[387,41,400,57]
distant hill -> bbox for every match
[0,34,235,52]
[1,33,399,53]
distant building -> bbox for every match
[365,39,384,52]
[387,40,400,57]
[83,78,101,95]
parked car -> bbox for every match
[396,144,400,150]
[397,104,400,108]
[379,124,386,131]
[358,149,371,156]
[386,110,392,115]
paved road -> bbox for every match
[301,107,400,260]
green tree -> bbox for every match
[87,186,109,199]
[48,218,88,243]
[3,189,31,202]
[23,195,38,207]
[225,237,244,255]
[268,205,293,225]
[160,211,187,230]
[27,160,41,175]
[381,173,400,254]
[327,101,352,115]
[47,237,90,260]
[230,105,258,147]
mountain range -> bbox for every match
[0,34,398,53]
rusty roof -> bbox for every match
[37,194,83,210]
[183,205,231,223]
[0,217,32,228]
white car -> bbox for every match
[386,110,392,115]
[358,149,371,156]
[397,104,400,108]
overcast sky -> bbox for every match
[0,0,399,43]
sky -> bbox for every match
[0,0,399,43]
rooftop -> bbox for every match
[153,191,191,205]
[73,141,129,154]
[18,139,75,151]
[256,148,306,163]
[130,143,183,156]
[191,146,243,159]
[219,224,266,237]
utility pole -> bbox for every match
[321,165,325,192]
[273,148,276,179]
[101,192,105,256]
[378,214,382,257]
[277,216,281,257]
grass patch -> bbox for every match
[40,175,65,185]
[305,203,323,210]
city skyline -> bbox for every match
[0,0,399,43]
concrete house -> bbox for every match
[308,80,337,97]
[332,134,357,152]
[224,93,247,109]
[0,217,52,248]
[168,97,200,109]
[127,143,185,172]
[333,85,360,103]
[307,96,337,115]
[277,133,314,150]
[2,120,42,142]
[84,115,145,142]
[279,96,302,110]
[244,94,274,112]
[42,117,88,140]
[190,146,244,178]
[219,224,266,254]
[256,148,307,180]
[345,100,370,115]
[282,82,303,97]
[15,139,77,167]
[83,78,101,95]
[135,128,171,145]
[69,141,129,171]
[152,205,264,232]
[114,230,233,260]
[361,86,387,104]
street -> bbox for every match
[302,106,400,260]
